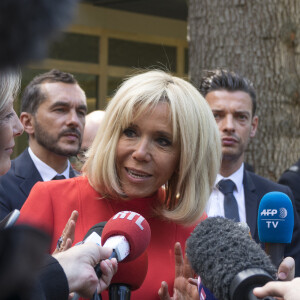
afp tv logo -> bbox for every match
[260,208,288,228]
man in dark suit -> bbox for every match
[199,69,300,277]
[279,158,300,217]
[0,69,87,220]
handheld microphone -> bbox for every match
[0,209,20,229]
[0,0,79,68]
[70,222,108,300]
[83,221,107,246]
[84,212,150,300]
[83,212,150,279]
[186,217,277,300]
[258,192,294,268]
[109,251,148,300]
[101,211,151,263]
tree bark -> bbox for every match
[188,0,300,181]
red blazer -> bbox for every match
[19,176,203,300]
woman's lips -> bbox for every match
[125,168,151,179]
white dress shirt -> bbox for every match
[206,163,246,223]
[28,147,70,181]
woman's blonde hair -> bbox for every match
[83,70,221,225]
[0,70,20,118]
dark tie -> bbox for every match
[218,179,240,222]
[52,175,66,180]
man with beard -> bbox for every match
[199,69,300,276]
[0,69,87,220]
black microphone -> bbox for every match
[0,0,79,68]
[108,251,148,300]
[83,222,107,243]
[186,217,277,300]
[71,222,108,300]
[81,222,107,278]
[0,209,20,229]
[83,226,148,300]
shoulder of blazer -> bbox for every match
[13,148,41,180]
[245,170,294,199]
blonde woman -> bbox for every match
[19,70,221,299]
[0,71,117,299]
[0,71,23,175]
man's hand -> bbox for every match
[253,277,300,300]
[277,256,295,281]
[53,242,118,298]
[158,242,199,300]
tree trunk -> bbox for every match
[188,0,300,181]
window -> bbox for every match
[109,38,177,72]
[48,32,100,63]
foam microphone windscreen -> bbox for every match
[101,211,151,262]
[110,251,148,291]
[258,192,294,243]
[186,217,277,300]
[0,0,79,68]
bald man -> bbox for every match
[72,110,105,171]
[82,110,105,151]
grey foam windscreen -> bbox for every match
[186,217,277,300]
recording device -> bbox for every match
[0,209,20,229]
[101,211,150,300]
[0,0,79,68]
[186,217,277,300]
[83,221,107,245]
[82,212,151,300]
[82,211,150,274]
[109,251,148,300]
[258,191,294,268]
[101,211,151,263]
[83,210,151,272]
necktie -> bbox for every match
[218,179,240,222]
[52,175,66,180]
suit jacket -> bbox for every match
[0,148,77,221]
[278,158,300,216]
[243,170,300,276]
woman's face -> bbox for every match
[0,97,23,175]
[116,102,180,199]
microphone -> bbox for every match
[70,222,108,300]
[109,251,148,300]
[186,217,277,300]
[0,0,79,68]
[101,211,151,263]
[83,221,107,246]
[82,212,150,300]
[101,211,151,300]
[82,212,150,277]
[258,191,294,268]
[0,209,20,229]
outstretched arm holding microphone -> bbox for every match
[253,277,300,300]
[52,243,118,298]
